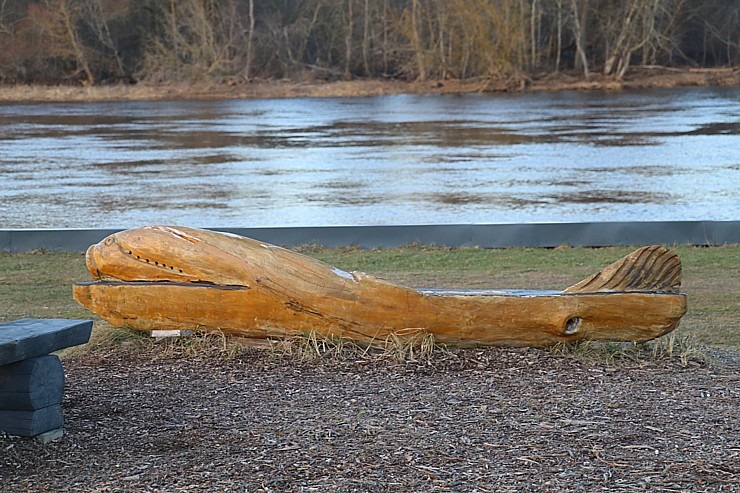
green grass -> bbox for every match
[0,251,91,321]
[1,245,738,349]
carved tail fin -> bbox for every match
[563,246,682,294]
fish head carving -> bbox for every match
[85,226,257,286]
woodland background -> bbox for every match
[0,0,738,87]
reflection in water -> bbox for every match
[551,190,670,204]
[1,87,739,228]
[687,122,740,135]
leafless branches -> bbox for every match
[0,0,737,84]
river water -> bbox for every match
[1,87,738,229]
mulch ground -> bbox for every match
[1,343,738,492]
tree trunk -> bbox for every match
[411,0,426,80]
[530,0,538,70]
[555,0,562,72]
[603,0,660,79]
[85,0,124,78]
[59,0,94,85]
[571,0,589,78]
[362,0,370,75]
[243,0,255,80]
[344,0,353,78]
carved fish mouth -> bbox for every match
[87,238,187,280]
[76,280,249,290]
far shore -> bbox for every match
[1,66,739,103]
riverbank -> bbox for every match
[1,67,739,103]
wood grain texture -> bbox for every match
[564,245,681,293]
[0,405,64,437]
[0,355,64,411]
[0,319,93,366]
[73,226,687,347]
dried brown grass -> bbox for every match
[547,333,709,367]
[2,67,738,103]
[268,329,441,364]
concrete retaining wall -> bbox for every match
[2,221,738,253]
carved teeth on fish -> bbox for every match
[122,248,185,274]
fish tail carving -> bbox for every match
[563,246,682,294]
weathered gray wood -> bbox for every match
[0,355,64,411]
[0,319,92,366]
[0,405,64,437]
[35,427,64,444]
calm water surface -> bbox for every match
[1,87,739,228]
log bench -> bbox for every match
[0,319,92,438]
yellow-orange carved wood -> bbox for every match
[73,226,687,347]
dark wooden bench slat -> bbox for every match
[0,405,64,437]
[0,319,92,366]
[0,355,65,411]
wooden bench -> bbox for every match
[0,319,93,439]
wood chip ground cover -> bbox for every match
[1,345,737,492]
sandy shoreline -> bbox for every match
[1,67,738,103]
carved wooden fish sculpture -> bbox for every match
[73,226,687,347]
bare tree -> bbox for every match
[80,0,125,77]
[602,0,678,78]
[530,0,539,70]
[410,0,426,80]
[140,0,244,81]
[603,0,643,76]
[34,0,95,84]
[570,0,590,78]
[3,0,739,85]
[242,0,255,80]
[344,0,353,78]
[555,0,563,71]
[361,0,370,75]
